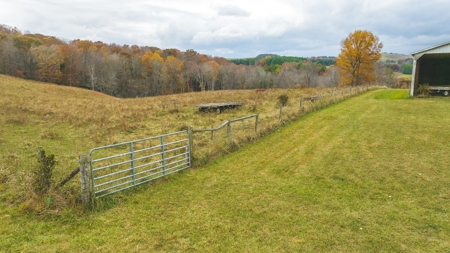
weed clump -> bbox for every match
[278,94,289,106]
[33,147,56,195]
[417,83,431,97]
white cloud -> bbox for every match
[1,0,449,57]
[216,5,250,17]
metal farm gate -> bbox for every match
[89,131,191,198]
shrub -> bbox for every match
[32,147,56,195]
[417,83,431,97]
[278,94,289,106]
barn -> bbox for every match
[410,42,450,96]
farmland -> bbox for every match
[1,75,450,252]
[0,74,354,211]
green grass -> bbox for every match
[373,89,409,99]
[395,73,412,81]
[1,88,450,252]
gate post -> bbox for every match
[129,143,135,185]
[188,127,193,166]
[160,136,166,175]
[79,154,90,206]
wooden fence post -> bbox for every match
[279,104,283,121]
[79,154,90,206]
[300,96,303,111]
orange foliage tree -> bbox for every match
[336,30,383,87]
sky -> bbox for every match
[1,0,450,58]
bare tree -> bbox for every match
[325,65,340,87]
[300,61,320,87]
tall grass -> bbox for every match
[0,74,373,213]
[1,88,450,252]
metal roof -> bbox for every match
[411,41,450,56]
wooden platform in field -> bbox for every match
[196,102,243,113]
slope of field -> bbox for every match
[1,87,449,252]
[0,74,328,170]
[0,74,352,211]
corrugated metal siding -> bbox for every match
[413,42,450,56]
[424,43,450,54]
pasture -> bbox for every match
[1,75,449,252]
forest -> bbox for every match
[0,24,395,98]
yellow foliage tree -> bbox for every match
[336,30,383,87]
[165,56,184,93]
[141,52,166,94]
[31,45,63,83]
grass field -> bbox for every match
[395,73,412,81]
[380,53,412,62]
[0,74,363,213]
[1,82,450,251]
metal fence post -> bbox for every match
[255,113,259,132]
[160,136,166,175]
[79,154,90,206]
[129,142,135,185]
[227,121,231,143]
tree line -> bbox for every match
[0,25,395,98]
[384,58,413,74]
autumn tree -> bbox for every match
[203,61,220,91]
[336,30,382,87]
[86,46,100,90]
[12,35,43,78]
[142,52,166,95]
[59,44,80,86]
[165,55,183,93]
[31,44,63,83]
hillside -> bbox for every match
[2,88,450,251]
[0,74,347,207]
[380,52,413,62]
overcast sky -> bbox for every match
[1,0,450,58]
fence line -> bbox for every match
[191,114,259,143]
[279,85,373,121]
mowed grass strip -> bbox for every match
[2,89,450,252]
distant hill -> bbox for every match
[380,53,413,63]
[228,55,336,66]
